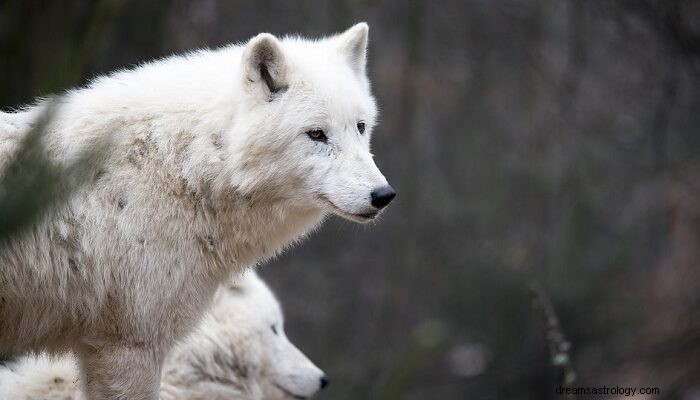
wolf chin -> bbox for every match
[0,271,328,400]
[0,23,393,400]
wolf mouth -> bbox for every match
[355,212,378,219]
[274,383,308,400]
[317,195,378,223]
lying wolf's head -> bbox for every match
[233,23,395,223]
[213,271,327,400]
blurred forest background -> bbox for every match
[2,1,700,399]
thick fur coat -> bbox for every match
[0,23,391,399]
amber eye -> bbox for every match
[357,122,366,134]
[306,129,327,142]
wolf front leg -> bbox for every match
[76,342,165,400]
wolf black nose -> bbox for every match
[371,185,396,209]
[320,375,330,389]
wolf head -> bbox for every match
[212,271,327,400]
[231,23,395,223]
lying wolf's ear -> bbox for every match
[242,33,288,98]
[336,22,369,76]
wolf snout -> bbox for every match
[370,185,396,209]
[320,374,330,389]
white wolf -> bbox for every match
[0,271,328,400]
[0,23,394,399]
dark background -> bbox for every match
[2,1,700,399]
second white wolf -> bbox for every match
[0,271,326,400]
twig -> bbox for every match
[529,281,577,399]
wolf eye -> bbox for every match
[357,122,366,134]
[270,325,278,335]
[306,129,327,142]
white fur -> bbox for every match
[0,271,326,400]
[0,23,388,399]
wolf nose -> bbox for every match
[370,185,396,209]
[320,375,330,389]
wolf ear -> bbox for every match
[336,22,369,76]
[242,33,288,97]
